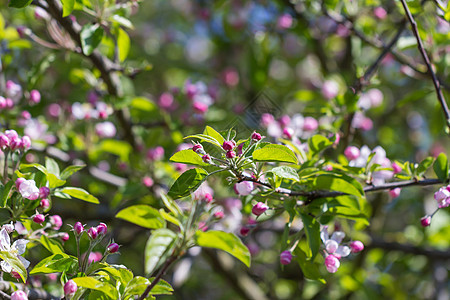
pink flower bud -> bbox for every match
[252,202,269,216]
[142,176,154,187]
[11,290,28,300]
[204,193,213,203]
[279,115,291,128]
[420,216,431,227]
[74,222,84,235]
[158,92,174,110]
[202,154,211,163]
[349,241,364,253]
[192,101,208,114]
[240,226,250,236]
[324,254,340,273]
[64,280,77,297]
[39,187,50,199]
[236,143,244,156]
[33,214,45,224]
[96,222,107,235]
[222,140,235,151]
[48,103,61,118]
[251,132,262,141]
[9,136,22,151]
[21,111,31,120]
[303,117,318,131]
[50,215,63,230]
[61,232,70,242]
[147,146,164,161]
[29,90,41,104]
[88,251,102,263]
[260,113,274,127]
[277,13,293,29]
[222,68,239,87]
[434,187,450,208]
[374,7,387,19]
[280,250,293,265]
[226,150,236,159]
[5,98,14,109]
[0,135,9,149]
[198,222,208,232]
[107,243,119,253]
[40,199,50,210]
[388,188,401,198]
[95,122,116,138]
[392,162,402,174]
[192,144,204,154]
[321,80,339,100]
[214,211,224,219]
[87,227,98,239]
[282,127,294,139]
[344,146,360,161]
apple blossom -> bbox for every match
[107,243,120,254]
[97,223,108,235]
[0,228,30,274]
[349,241,364,253]
[39,187,50,199]
[234,181,254,196]
[11,291,28,300]
[420,216,431,227]
[33,214,45,224]
[142,176,154,187]
[303,117,318,131]
[222,140,235,151]
[61,232,70,242]
[226,150,236,159]
[344,146,360,161]
[49,215,63,230]
[18,179,40,200]
[40,199,50,210]
[324,254,340,273]
[321,80,339,100]
[251,132,262,141]
[29,89,41,104]
[434,186,450,208]
[74,222,84,235]
[202,154,211,163]
[147,146,164,161]
[389,188,401,198]
[87,227,98,239]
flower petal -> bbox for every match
[335,245,351,257]
[12,239,28,255]
[18,255,30,269]
[1,261,11,273]
[331,231,345,243]
[0,228,11,251]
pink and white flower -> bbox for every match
[0,228,30,274]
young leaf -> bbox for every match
[59,187,99,204]
[417,156,434,176]
[30,253,77,275]
[61,0,75,17]
[0,181,14,207]
[268,166,300,182]
[80,24,104,56]
[145,229,177,274]
[168,168,208,199]
[312,173,364,197]
[45,157,60,177]
[8,0,33,8]
[117,28,130,62]
[299,213,321,259]
[433,153,449,181]
[195,230,251,267]
[293,247,325,283]
[116,205,166,229]
[170,150,209,167]
[0,251,27,282]
[72,277,118,299]
[60,165,85,180]
[252,144,298,164]
[203,126,225,145]
[308,135,333,157]
[40,235,64,254]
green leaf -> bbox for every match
[184,134,222,147]
[59,187,99,204]
[72,277,118,299]
[145,229,177,274]
[45,157,60,177]
[123,276,150,299]
[47,174,66,189]
[170,149,209,167]
[159,209,181,228]
[268,166,300,182]
[195,230,251,267]
[130,97,156,112]
[40,235,64,254]
[99,139,132,162]
[116,205,165,229]
[110,15,134,29]
[168,168,208,199]
[417,156,434,176]
[60,165,85,180]
[433,153,449,181]
[160,193,182,216]
[117,28,130,62]
[8,0,33,8]
[312,173,364,197]
[0,251,27,282]
[252,144,298,164]
[203,126,225,145]
[149,278,173,295]
[308,135,333,157]
[0,181,14,207]
[61,0,75,17]
[299,213,321,259]
[293,247,325,283]
[80,24,104,56]
[30,253,77,275]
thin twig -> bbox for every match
[399,0,450,129]
[137,255,178,300]
[238,176,444,201]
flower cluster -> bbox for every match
[434,185,450,208]
[321,227,363,273]
[0,130,31,152]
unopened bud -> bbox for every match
[420,216,431,227]
[107,243,119,253]
[280,250,292,265]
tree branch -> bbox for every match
[399,0,450,129]
[238,175,444,202]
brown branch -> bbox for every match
[137,255,178,300]
[238,176,444,201]
[368,237,450,260]
[399,0,450,129]
[37,0,137,149]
